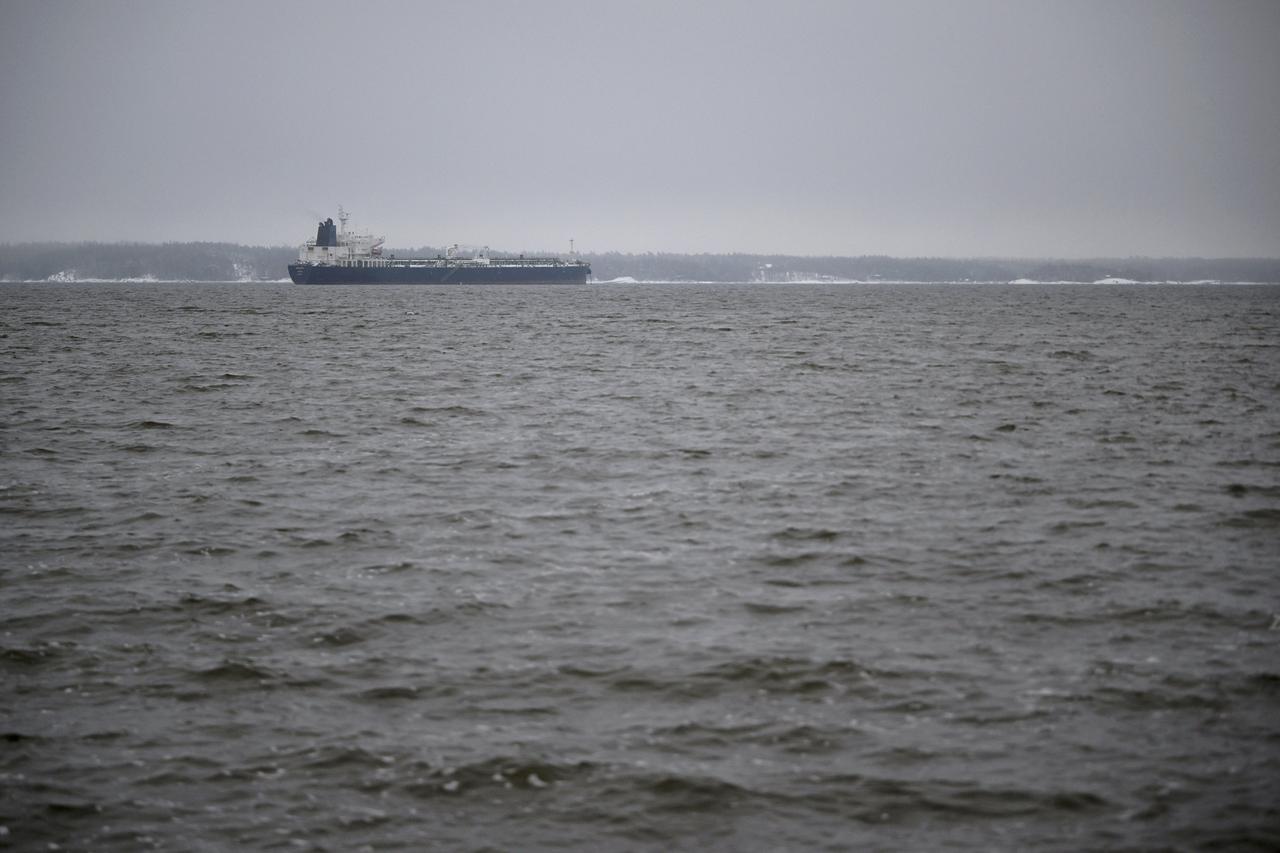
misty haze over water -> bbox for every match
[3,0,1280,850]
[4,239,1280,285]
[1,1,1279,257]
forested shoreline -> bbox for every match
[2,241,1277,283]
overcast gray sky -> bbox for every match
[1,0,1277,256]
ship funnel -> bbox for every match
[315,217,338,247]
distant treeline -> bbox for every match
[583,252,1280,283]
[0,242,297,282]
[2,241,1278,283]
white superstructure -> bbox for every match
[297,206,385,265]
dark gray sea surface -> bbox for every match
[2,282,1278,851]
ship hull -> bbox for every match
[289,262,589,285]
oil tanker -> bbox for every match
[288,209,590,285]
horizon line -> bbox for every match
[2,238,1279,263]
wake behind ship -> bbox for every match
[288,209,590,285]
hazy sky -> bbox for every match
[1,0,1277,256]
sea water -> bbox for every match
[2,282,1277,850]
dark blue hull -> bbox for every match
[289,262,590,285]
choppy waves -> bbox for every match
[1,282,1278,850]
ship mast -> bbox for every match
[338,205,349,237]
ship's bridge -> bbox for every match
[297,211,385,265]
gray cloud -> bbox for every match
[2,0,1277,256]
